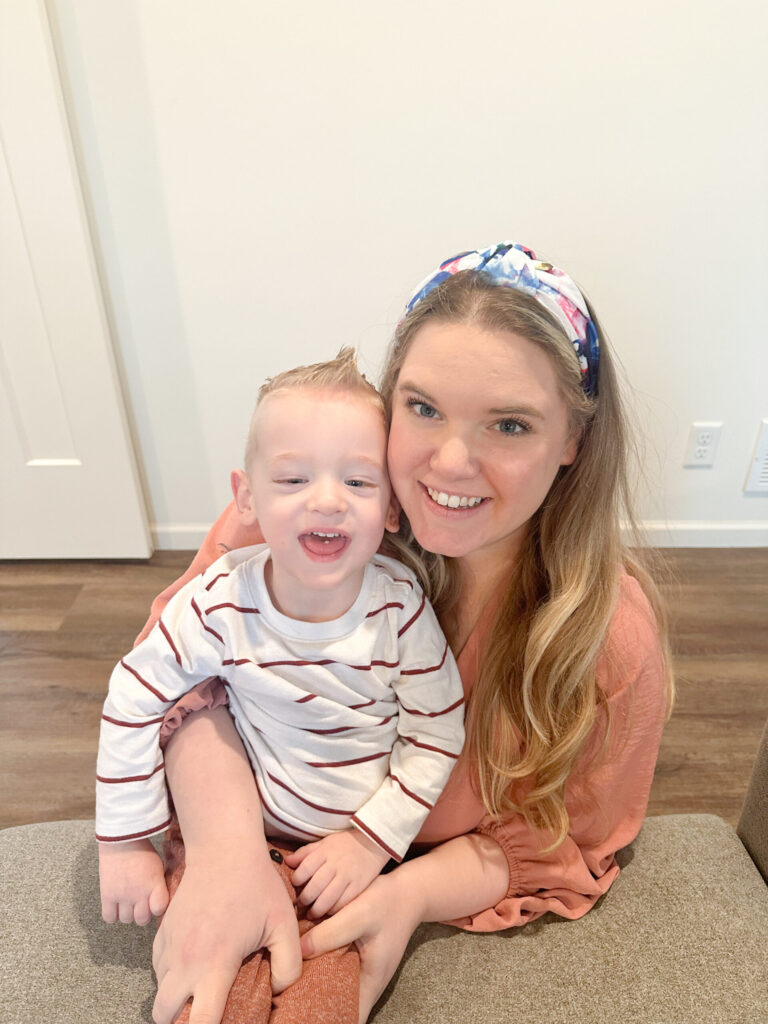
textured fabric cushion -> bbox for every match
[1,816,766,1024]
[738,719,768,883]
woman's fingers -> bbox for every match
[301,901,367,959]
[185,973,235,1024]
[266,917,303,994]
[151,972,192,1024]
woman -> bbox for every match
[148,242,672,1024]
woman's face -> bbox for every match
[387,320,579,576]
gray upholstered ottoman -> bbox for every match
[2,721,766,1023]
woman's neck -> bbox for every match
[447,558,513,655]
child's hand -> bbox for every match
[285,829,390,919]
[98,837,169,926]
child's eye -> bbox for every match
[407,397,439,419]
[346,478,371,489]
[494,418,529,436]
[275,477,306,485]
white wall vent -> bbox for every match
[744,420,768,495]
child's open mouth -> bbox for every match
[299,531,350,558]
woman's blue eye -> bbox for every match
[496,419,527,436]
[408,398,438,418]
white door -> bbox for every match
[0,0,151,558]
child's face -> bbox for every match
[234,388,399,619]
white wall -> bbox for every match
[47,0,768,547]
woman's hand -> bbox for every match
[301,834,510,1024]
[300,872,423,1024]
[151,846,302,1024]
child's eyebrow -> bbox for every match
[270,452,305,463]
[269,453,385,470]
[344,454,387,470]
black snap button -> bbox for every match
[269,848,283,864]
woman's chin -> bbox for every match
[409,520,478,559]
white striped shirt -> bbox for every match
[96,546,465,861]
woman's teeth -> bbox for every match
[426,487,484,509]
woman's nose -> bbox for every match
[430,433,477,479]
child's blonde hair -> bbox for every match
[245,347,385,471]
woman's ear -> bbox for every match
[560,425,582,467]
[384,493,401,534]
[231,469,259,526]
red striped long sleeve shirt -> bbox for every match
[96,546,465,861]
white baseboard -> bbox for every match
[152,520,768,552]
[631,521,768,548]
[150,524,212,551]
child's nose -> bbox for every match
[309,479,347,515]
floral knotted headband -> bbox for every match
[404,241,600,397]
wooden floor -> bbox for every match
[1,549,767,830]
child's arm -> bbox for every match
[96,560,240,903]
[98,837,169,926]
[284,828,390,919]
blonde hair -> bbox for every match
[380,270,673,849]
[245,347,384,471]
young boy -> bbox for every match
[96,348,465,930]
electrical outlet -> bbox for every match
[684,421,722,468]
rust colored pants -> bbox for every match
[163,821,360,1024]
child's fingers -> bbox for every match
[305,876,349,920]
[134,899,153,927]
[118,900,137,925]
[321,881,358,918]
[101,897,118,924]
[296,863,335,907]
[290,851,324,887]
[149,879,170,919]
[283,843,315,867]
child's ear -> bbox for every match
[231,469,259,526]
[384,493,401,534]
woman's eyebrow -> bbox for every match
[397,379,436,402]
[398,380,545,420]
[488,404,546,420]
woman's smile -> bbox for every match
[424,486,486,509]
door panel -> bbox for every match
[0,0,151,558]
